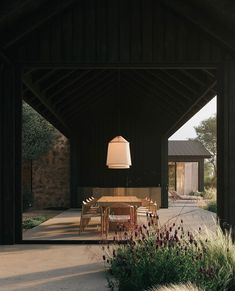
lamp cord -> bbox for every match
[117,69,121,135]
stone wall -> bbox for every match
[31,134,70,209]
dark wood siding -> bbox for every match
[217,56,235,233]
[13,0,223,64]
[0,62,22,244]
[73,107,164,189]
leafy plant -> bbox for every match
[188,191,202,197]
[22,102,58,160]
[193,115,216,176]
[23,216,49,229]
[204,200,217,213]
[103,217,235,291]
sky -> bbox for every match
[169,96,217,140]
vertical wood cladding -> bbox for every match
[72,103,166,189]
[15,0,223,64]
[0,62,21,244]
[217,57,235,233]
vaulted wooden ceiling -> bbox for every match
[22,67,216,137]
[0,0,223,138]
[1,0,235,53]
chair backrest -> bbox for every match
[108,203,134,216]
[81,203,101,215]
[141,199,151,207]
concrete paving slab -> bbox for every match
[0,202,216,291]
[0,245,108,291]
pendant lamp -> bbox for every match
[106,70,132,169]
[106,135,132,169]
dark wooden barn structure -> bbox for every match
[1,0,235,244]
[168,140,212,194]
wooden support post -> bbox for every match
[217,57,235,236]
[198,159,204,192]
[70,136,79,208]
[0,62,22,244]
[161,136,168,208]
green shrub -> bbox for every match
[103,221,235,291]
[23,216,48,229]
[204,200,217,213]
[189,191,202,197]
[22,102,58,160]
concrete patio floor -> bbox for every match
[23,200,216,241]
[0,244,107,291]
[0,201,217,291]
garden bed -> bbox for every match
[103,217,235,291]
[23,209,62,230]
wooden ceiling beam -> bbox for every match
[1,0,77,48]
[23,91,70,136]
[64,82,116,123]
[130,70,186,109]
[202,68,216,79]
[0,0,47,29]
[160,0,235,54]
[23,68,39,76]
[53,70,106,107]
[122,79,179,120]
[49,70,91,100]
[42,69,76,94]
[166,80,217,138]
[123,72,182,116]
[159,69,197,95]
[180,69,216,94]
[60,73,115,118]
[189,69,215,83]
[32,69,57,85]
[54,70,111,110]
[22,73,71,136]
[145,69,193,101]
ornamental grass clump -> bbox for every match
[146,282,201,291]
[102,216,235,291]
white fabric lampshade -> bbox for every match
[106,136,132,169]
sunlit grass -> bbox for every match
[103,218,235,291]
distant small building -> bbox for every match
[168,140,211,195]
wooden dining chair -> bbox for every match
[79,200,103,235]
[104,203,135,237]
[138,198,158,216]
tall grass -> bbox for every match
[146,283,201,291]
[103,219,235,291]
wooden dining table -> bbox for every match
[97,195,142,207]
[97,195,142,226]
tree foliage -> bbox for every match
[193,115,216,175]
[22,102,58,160]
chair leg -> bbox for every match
[79,216,83,234]
[105,209,109,238]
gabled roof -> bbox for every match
[1,0,235,54]
[168,140,211,158]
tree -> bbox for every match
[193,115,216,176]
[22,102,58,210]
[22,102,58,160]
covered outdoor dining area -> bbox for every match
[23,189,160,241]
[1,0,235,245]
